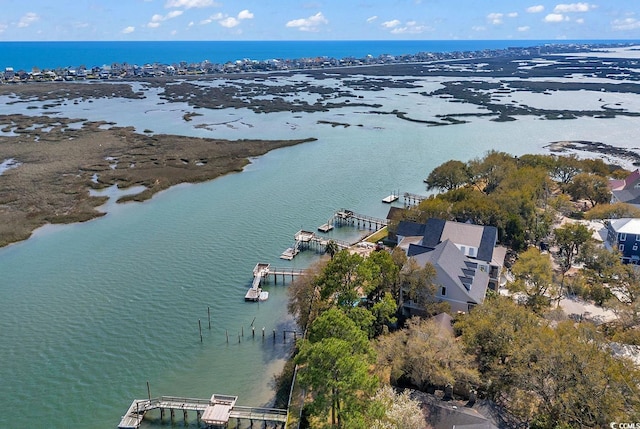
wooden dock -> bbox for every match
[333,209,388,230]
[403,192,427,206]
[245,263,270,301]
[118,394,287,428]
[280,230,351,260]
[245,263,306,301]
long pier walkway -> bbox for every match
[332,209,388,230]
[118,394,287,428]
[403,192,427,206]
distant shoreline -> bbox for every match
[1,41,636,82]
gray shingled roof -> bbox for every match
[396,220,428,238]
[412,239,489,305]
[477,225,498,262]
[613,189,640,206]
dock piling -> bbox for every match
[208,307,211,330]
[198,319,203,343]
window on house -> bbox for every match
[460,245,466,255]
[634,244,638,251]
[619,244,625,252]
[469,247,475,257]
[440,286,446,296]
[636,234,640,241]
[620,233,627,241]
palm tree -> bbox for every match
[325,240,339,259]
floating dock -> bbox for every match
[382,191,399,203]
[118,394,287,428]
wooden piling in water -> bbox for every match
[198,319,203,343]
[208,306,211,330]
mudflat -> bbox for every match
[0,110,314,248]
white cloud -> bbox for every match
[518,25,531,31]
[575,18,584,24]
[220,17,239,28]
[200,12,224,25]
[0,24,7,34]
[238,10,254,20]
[148,10,183,27]
[544,13,567,22]
[380,19,430,34]
[165,0,219,8]
[472,26,486,31]
[508,12,518,18]
[122,26,135,34]
[487,12,504,24]
[18,12,39,28]
[286,12,328,32]
[199,10,252,28]
[166,10,184,19]
[367,16,378,23]
[612,17,640,31]
[390,24,428,34]
[554,3,594,13]
[381,19,401,28]
[527,5,545,13]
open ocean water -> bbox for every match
[1,40,640,428]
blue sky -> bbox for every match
[1,0,639,41]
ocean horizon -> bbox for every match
[0,39,637,72]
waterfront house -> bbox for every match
[396,219,506,289]
[609,169,640,207]
[396,219,506,314]
[605,217,640,264]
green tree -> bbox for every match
[317,250,372,308]
[508,247,556,312]
[468,150,517,194]
[414,195,452,222]
[551,154,582,185]
[325,240,340,259]
[400,258,449,317]
[553,222,592,273]
[288,260,327,332]
[366,250,400,303]
[456,298,640,427]
[511,322,640,428]
[566,172,611,207]
[455,296,539,377]
[296,308,378,428]
[584,202,640,220]
[377,317,479,392]
[425,159,470,192]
